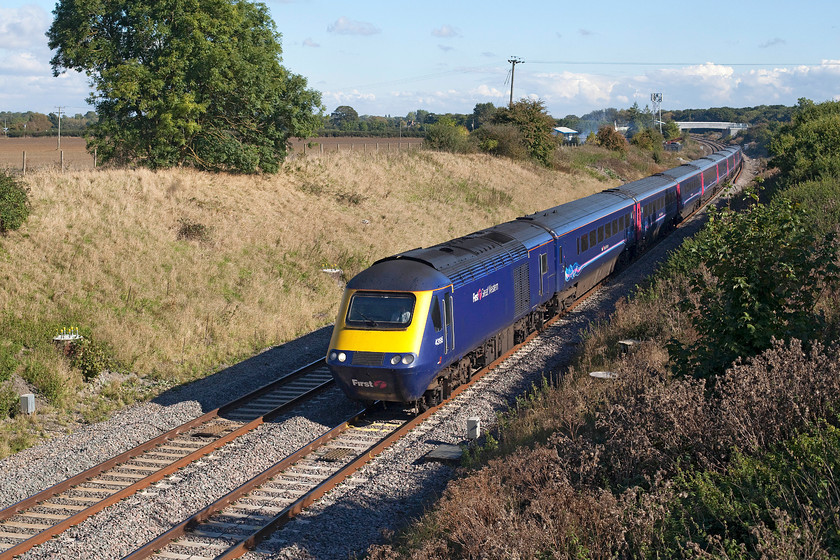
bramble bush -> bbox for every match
[667,191,840,381]
[67,337,115,380]
[0,170,30,234]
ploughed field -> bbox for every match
[0,137,423,172]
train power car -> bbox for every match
[326,145,742,408]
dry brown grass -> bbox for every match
[370,339,840,559]
[1,149,617,389]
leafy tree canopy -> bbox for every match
[770,98,840,185]
[330,105,359,130]
[47,0,324,173]
[491,99,557,166]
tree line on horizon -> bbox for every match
[18,0,798,172]
[1,111,98,137]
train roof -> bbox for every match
[519,190,635,237]
[612,173,676,200]
[660,164,701,182]
[370,223,536,290]
[347,257,451,292]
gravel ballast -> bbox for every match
[1,158,757,559]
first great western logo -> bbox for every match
[472,282,499,303]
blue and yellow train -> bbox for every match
[327,145,742,407]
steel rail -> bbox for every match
[0,359,331,559]
[124,311,562,560]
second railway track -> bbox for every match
[0,360,335,559]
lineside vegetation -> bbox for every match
[0,143,688,456]
[370,100,840,559]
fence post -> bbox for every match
[94,147,97,168]
[61,150,64,172]
[22,151,26,176]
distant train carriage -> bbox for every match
[661,164,704,219]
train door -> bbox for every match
[431,291,454,361]
[443,290,455,354]
[538,252,548,297]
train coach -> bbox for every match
[326,145,742,408]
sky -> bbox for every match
[1,0,839,120]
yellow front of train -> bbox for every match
[326,258,453,402]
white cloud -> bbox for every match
[0,5,51,50]
[474,84,505,99]
[759,38,786,49]
[532,71,619,106]
[432,25,459,38]
[438,45,453,53]
[0,51,47,75]
[302,37,319,47]
[327,16,380,36]
[323,89,376,106]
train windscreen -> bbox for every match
[346,292,416,329]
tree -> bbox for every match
[490,99,557,166]
[47,0,324,173]
[331,105,359,130]
[470,103,496,130]
[662,120,681,140]
[668,195,839,381]
[423,117,469,153]
[596,125,628,153]
[770,99,840,185]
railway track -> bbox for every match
[0,360,335,559]
[120,304,569,559]
[0,139,746,560]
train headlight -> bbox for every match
[329,351,338,361]
[390,355,401,365]
[401,354,415,365]
[337,352,347,363]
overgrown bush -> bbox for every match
[67,337,115,380]
[596,125,628,153]
[423,118,470,153]
[668,193,840,381]
[770,98,840,185]
[370,341,840,559]
[471,124,528,161]
[490,99,558,166]
[0,170,30,234]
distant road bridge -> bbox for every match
[674,121,749,136]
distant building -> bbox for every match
[552,126,579,143]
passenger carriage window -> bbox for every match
[589,230,596,247]
[431,295,442,332]
[597,225,604,243]
[605,222,611,237]
[581,233,589,252]
[619,215,624,231]
[577,236,580,255]
[612,219,618,235]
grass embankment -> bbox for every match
[370,158,840,555]
[0,143,685,456]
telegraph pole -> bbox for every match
[508,57,523,107]
[55,106,65,149]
